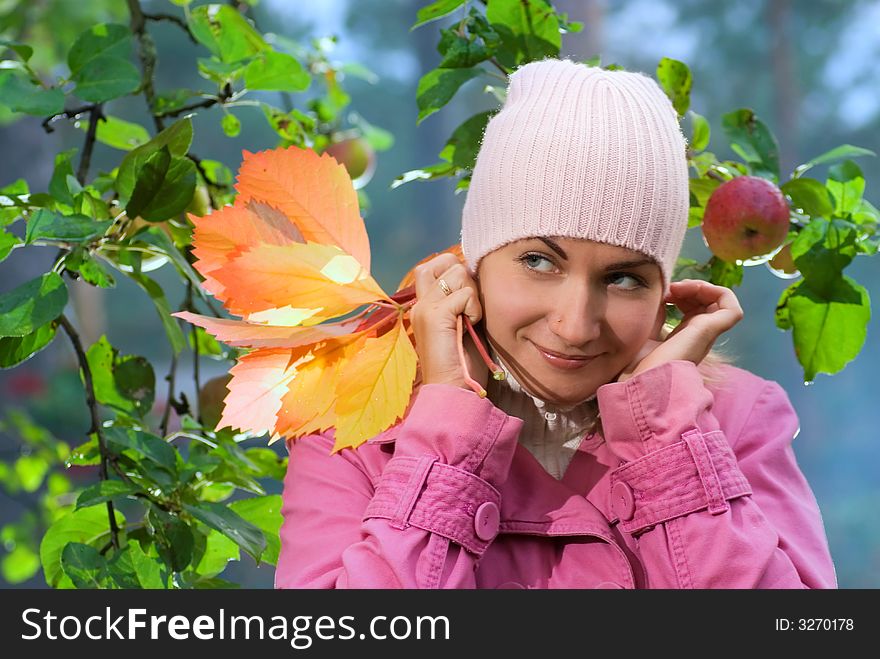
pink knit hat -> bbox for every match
[460,58,690,294]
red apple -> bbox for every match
[323,137,376,189]
[701,175,790,262]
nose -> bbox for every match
[549,281,602,347]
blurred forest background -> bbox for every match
[1,0,878,588]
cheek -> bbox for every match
[607,301,659,351]
[481,277,540,335]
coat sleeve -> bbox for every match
[274,383,524,588]
[595,360,838,588]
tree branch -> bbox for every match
[160,350,178,438]
[142,12,198,44]
[41,103,99,134]
[77,104,104,185]
[155,84,233,119]
[127,0,165,133]
[58,313,120,551]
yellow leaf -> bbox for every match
[275,333,369,442]
[333,317,418,452]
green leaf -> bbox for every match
[656,57,691,116]
[416,67,482,124]
[61,542,112,588]
[14,454,50,492]
[79,115,150,151]
[445,110,493,170]
[1,544,41,584]
[183,502,266,563]
[0,71,64,116]
[0,320,57,368]
[48,149,78,206]
[85,336,156,417]
[0,230,20,262]
[486,0,561,68]
[826,160,865,215]
[791,217,858,295]
[40,505,125,587]
[191,528,239,578]
[104,425,177,473]
[189,5,267,63]
[68,24,133,76]
[68,24,139,103]
[688,111,710,152]
[0,39,34,62]
[24,209,112,245]
[721,108,780,181]
[412,0,467,29]
[125,146,171,219]
[781,178,834,218]
[708,256,743,288]
[437,28,491,69]
[793,144,876,178]
[229,495,282,566]
[144,158,197,222]
[120,541,166,589]
[0,272,67,338]
[221,113,241,137]
[117,118,193,206]
[244,51,309,92]
[75,480,142,510]
[66,436,101,467]
[72,56,141,103]
[78,257,116,289]
[781,276,870,382]
[148,507,194,572]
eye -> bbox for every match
[516,252,556,273]
[607,272,646,290]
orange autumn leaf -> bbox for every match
[235,146,371,272]
[174,144,455,451]
[208,241,389,324]
[189,201,305,303]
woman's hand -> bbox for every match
[616,279,744,383]
[411,253,490,392]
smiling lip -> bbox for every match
[533,343,596,370]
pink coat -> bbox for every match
[275,359,837,588]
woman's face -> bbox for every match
[476,236,666,406]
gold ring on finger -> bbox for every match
[437,277,452,296]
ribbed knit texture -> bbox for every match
[460,58,690,294]
[485,342,600,480]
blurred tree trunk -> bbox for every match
[769,0,799,175]
[556,0,605,60]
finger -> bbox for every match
[414,253,463,301]
[668,280,740,309]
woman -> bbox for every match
[274,58,837,588]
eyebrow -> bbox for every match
[536,237,656,270]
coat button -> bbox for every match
[474,501,500,541]
[611,481,635,521]
[595,581,624,589]
[497,581,525,589]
